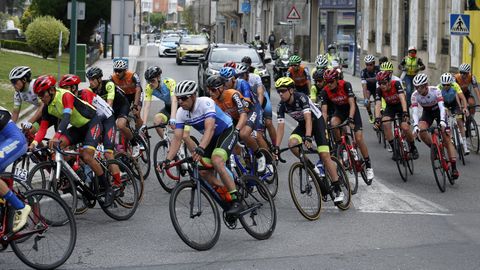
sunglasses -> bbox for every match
[148,78,158,84]
[315,79,324,84]
[326,80,336,84]
[277,88,289,94]
[10,79,18,85]
[415,84,427,89]
[460,72,468,75]
[114,69,125,73]
[442,84,451,87]
[177,95,191,101]
[38,91,48,98]
[366,63,374,66]
[379,81,389,86]
[208,86,222,92]
[290,64,299,67]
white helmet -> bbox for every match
[113,59,128,70]
[413,73,428,86]
[440,73,454,84]
[9,66,31,81]
[175,80,197,97]
[459,63,471,73]
[315,56,329,69]
[364,55,375,64]
[235,63,249,75]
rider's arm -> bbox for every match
[105,81,115,107]
[360,70,369,98]
[165,128,184,161]
[257,83,265,105]
[320,91,329,125]
[417,58,426,71]
[411,92,419,126]
[133,73,143,108]
[310,85,317,102]
[54,92,76,139]
[374,88,382,118]
[305,68,311,93]
[232,92,247,130]
[275,103,286,146]
[345,82,356,119]
[11,108,20,123]
[436,90,446,123]
[304,111,313,137]
[199,117,215,149]
[141,84,152,124]
[31,105,51,146]
[28,103,44,123]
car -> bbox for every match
[198,43,272,97]
[158,35,180,57]
[176,35,209,65]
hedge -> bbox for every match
[0,39,36,54]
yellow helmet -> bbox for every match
[275,77,295,89]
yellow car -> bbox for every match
[176,35,209,65]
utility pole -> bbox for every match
[120,0,125,57]
[69,0,77,74]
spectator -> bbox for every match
[242,28,247,43]
[268,30,276,52]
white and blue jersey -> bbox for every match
[176,97,233,136]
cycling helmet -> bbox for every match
[144,66,162,81]
[315,56,329,69]
[275,77,295,89]
[255,34,260,40]
[376,71,391,82]
[408,46,417,52]
[459,63,471,73]
[59,74,81,88]
[175,80,197,97]
[327,44,335,50]
[86,67,103,79]
[413,73,428,86]
[380,61,394,72]
[113,59,128,70]
[202,28,207,32]
[241,56,252,65]
[364,55,375,64]
[9,66,32,81]
[206,75,227,89]
[33,75,56,95]
[279,39,286,45]
[440,73,454,84]
[219,67,236,79]
[312,69,325,81]
[235,63,249,75]
[224,61,237,69]
[288,55,302,66]
[378,56,389,65]
[323,68,339,82]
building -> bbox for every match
[152,0,168,13]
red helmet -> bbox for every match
[376,71,391,82]
[224,61,237,69]
[59,74,81,88]
[33,75,56,95]
[323,69,339,82]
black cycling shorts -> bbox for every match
[203,126,237,163]
[60,116,101,149]
[383,103,404,119]
[332,104,363,132]
[290,115,329,153]
[419,109,442,127]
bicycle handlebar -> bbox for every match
[327,120,350,131]
[276,142,317,163]
[53,142,80,157]
[159,156,214,180]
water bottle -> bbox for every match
[82,164,94,184]
[342,149,349,163]
[315,160,326,177]
[350,148,359,161]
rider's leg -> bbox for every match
[418,121,432,146]
[154,113,168,139]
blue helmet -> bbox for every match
[219,67,236,79]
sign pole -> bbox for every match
[466,36,475,74]
[120,0,125,58]
[69,0,77,74]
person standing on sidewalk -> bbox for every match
[242,28,248,43]
[398,46,425,107]
[268,31,276,53]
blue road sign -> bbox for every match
[450,14,470,36]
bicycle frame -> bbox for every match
[430,127,449,171]
[232,146,273,184]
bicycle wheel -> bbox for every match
[153,139,178,193]
[453,125,465,166]
[337,144,358,195]
[431,146,446,192]
[169,181,221,251]
[393,138,408,182]
[9,189,76,270]
[257,148,278,198]
[100,160,139,221]
[330,156,351,210]
[115,152,144,202]
[467,117,480,153]
[238,175,277,240]
[135,133,151,179]
[26,161,78,214]
[288,162,322,221]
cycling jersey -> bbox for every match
[437,82,462,105]
[411,86,446,127]
[13,79,39,109]
[175,97,233,136]
[212,89,248,121]
[234,78,254,104]
[375,81,404,106]
[144,78,176,104]
[287,65,311,87]
[78,88,114,119]
[320,80,356,109]
[93,80,130,118]
[277,92,322,123]
[110,71,142,95]
[455,73,478,94]
[361,66,380,93]
[0,110,27,172]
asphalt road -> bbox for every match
[2,46,480,270]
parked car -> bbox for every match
[158,35,180,57]
[176,35,209,65]
[198,43,271,97]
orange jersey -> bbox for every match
[110,71,141,95]
[212,89,248,121]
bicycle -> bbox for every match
[277,143,350,221]
[330,120,371,195]
[424,126,455,192]
[448,110,466,166]
[382,116,414,182]
[0,173,77,270]
[465,105,479,153]
[164,157,276,251]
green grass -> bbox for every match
[0,50,70,111]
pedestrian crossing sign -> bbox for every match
[450,14,470,36]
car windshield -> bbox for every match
[163,36,180,42]
[210,48,261,64]
[180,36,208,45]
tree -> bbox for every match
[182,5,194,33]
[25,16,69,58]
[4,0,27,14]
[149,12,166,29]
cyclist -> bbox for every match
[398,46,425,106]
[438,72,469,155]
[286,55,311,95]
[455,63,479,116]
[361,55,379,123]
[273,77,344,203]
[411,73,459,179]
[86,67,141,157]
[310,55,329,78]
[29,75,116,206]
[320,69,375,181]
[0,107,31,232]
[374,71,419,160]
[159,80,242,215]
[142,66,177,139]
[110,58,143,128]
[273,39,290,60]
[251,34,266,50]
[324,44,342,68]
[9,66,43,132]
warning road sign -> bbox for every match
[450,14,470,36]
[287,5,301,20]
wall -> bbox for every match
[463,10,480,78]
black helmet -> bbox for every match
[327,44,335,50]
[144,66,162,81]
[255,34,260,40]
[279,39,286,45]
[206,75,226,89]
[313,69,325,81]
[378,56,389,65]
[86,66,103,79]
[241,56,252,65]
